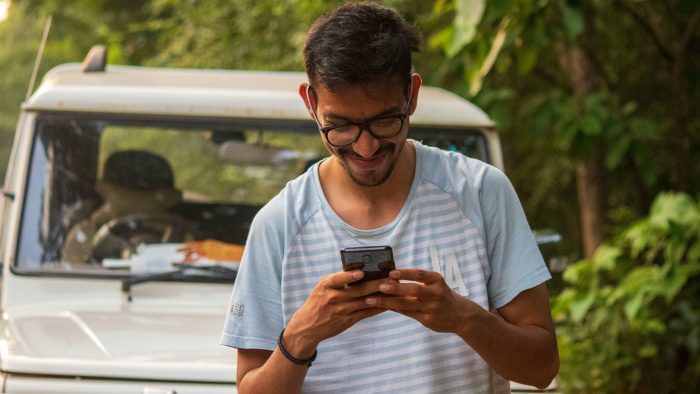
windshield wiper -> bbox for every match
[121,263,237,301]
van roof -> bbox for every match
[25,64,494,128]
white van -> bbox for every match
[0,48,554,393]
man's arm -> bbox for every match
[368,269,559,389]
[477,283,559,388]
[235,270,386,394]
[236,348,306,394]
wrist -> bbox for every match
[281,325,319,360]
[455,298,493,339]
[278,328,318,367]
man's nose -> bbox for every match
[352,127,381,158]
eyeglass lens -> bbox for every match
[326,116,404,146]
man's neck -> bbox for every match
[319,141,416,230]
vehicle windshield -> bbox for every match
[15,114,488,280]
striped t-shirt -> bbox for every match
[221,140,551,393]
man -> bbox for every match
[221,2,559,393]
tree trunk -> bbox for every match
[669,58,690,192]
[557,44,606,258]
[575,156,605,259]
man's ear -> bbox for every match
[299,83,316,119]
[407,73,422,116]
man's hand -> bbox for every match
[236,272,393,394]
[368,268,558,389]
[282,270,390,359]
[365,268,480,333]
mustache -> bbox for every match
[336,143,395,159]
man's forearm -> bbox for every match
[238,349,310,394]
[458,309,559,389]
[238,271,384,393]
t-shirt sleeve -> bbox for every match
[480,167,551,309]
[220,197,286,350]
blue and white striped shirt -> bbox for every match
[222,140,550,393]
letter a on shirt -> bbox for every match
[430,246,470,296]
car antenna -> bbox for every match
[25,14,53,102]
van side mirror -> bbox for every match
[534,229,568,295]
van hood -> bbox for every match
[0,305,237,383]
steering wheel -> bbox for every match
[91,213,194,261]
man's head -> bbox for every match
[300,2,423,187]
[303,1,421,91]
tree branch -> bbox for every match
[582,44,614,90]
[533,64,570,92]
[580,2,614,90]
[614,0,674,64]
[681,8,700,52]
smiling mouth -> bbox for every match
[347,151,387,170]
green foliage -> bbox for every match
[553,192,700,393]
[0,3,42,183]
[428,0,700,258]
[0,1,109,184]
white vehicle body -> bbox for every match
[0,57,551,392]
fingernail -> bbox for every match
[379,284,392,292]
[353,271,363,279]
[365,297,377,305]
[389,271,401,279]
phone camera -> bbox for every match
[362,255,372,264]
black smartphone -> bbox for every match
[340,245,396,284]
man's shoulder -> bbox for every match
[414,140,496,194]
[251,167,322,241]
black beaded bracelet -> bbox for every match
[277,328,317,367]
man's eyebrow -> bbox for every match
[324,106,403,123]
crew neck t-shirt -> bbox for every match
[221,140,551,393]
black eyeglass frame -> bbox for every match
[305,78,414,148]
[319,112,408,147]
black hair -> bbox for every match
[303,2,422,91]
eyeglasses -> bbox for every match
[317,112,407,147]
[306,79,413,147]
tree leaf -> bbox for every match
[580,115,603,136]
[638,343,658,358]
[429,26,455,50]
[517,45,538,75]
[650,193,697,228]
[606,134,631,169]
[624,292,644,320]
[448,0,486,56]
[592,244,621,272]
[570,291,596,322]
[559,0,584,41]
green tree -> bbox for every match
[0,0,114,183]
[427,0,700,258]
[0,4,43,183]
[553,192,700,392]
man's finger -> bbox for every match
[325,270,364,289]
[389,268,443,284]
[342,298,384,312]
[377,281,424,297]
[343,277,394,297]
[365,295,420,312]
[349,307,385,323]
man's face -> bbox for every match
[309,79,413,187]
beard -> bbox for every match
[333,139,406,187]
